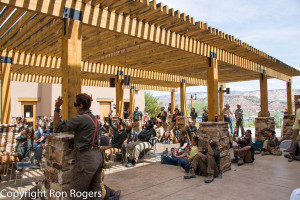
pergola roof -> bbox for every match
[0,0,299,91]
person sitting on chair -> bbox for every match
[125,120,156,167]
[261,129,282,156]
[121,122,137,163]
[155,119,165,142]
[105,111,127,157]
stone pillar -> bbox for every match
[176,116,191,131]
[281,114,295,139]
[198,122,231,173]
[255,117,275,141]
[45,134,75,198]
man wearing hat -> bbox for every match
[234,104,245,136]
[223,104,233,134]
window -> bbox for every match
[24,105,33,118]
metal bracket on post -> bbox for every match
[64,7,83,21]
[0,56,12,64]
[288,79,291,87]
[130,86,135,90]
[117,70,123,82]
[172,89,175,92]
[209,52,217,67]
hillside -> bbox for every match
[156,89,300,114]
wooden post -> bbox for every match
[219,83,226,116]
[130,86,135,119]
[207,52,219,122]
[116,71,124,119]
[171,89,175,114]
[180,79,187,116]
[287,78,293,115]
[61,17,82,120]
[1,49,13,124]
[260,73,268,117]
[191,94,193,110]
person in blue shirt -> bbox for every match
[34,123,50,148]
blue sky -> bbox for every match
[149,0,300,96]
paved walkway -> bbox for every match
[0,143,299,200]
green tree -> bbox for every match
[144,92,161,118]
[187,100,207,117]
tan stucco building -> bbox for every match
[11,82,145,126]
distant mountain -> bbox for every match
[156,89,300,113]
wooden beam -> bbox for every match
[1,49,13,124]
[260,74,268,117]
[0,0,295,79]
[207,55,219,122]
[171,89,175,114]
[180,79,186,116]
[61,18,82,120]
[287,78,293,115]
[129,85,135,119]
[115,73,124,119]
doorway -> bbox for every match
[19,98,40,128]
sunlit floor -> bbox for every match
[0,142,299,200]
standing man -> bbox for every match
[167,103,172,114]
[190,108,198,125]
[53,94,103,199]
[235,104,245,136]
[157,107,167,131]
[223,104,233,134]
[133,107,143,132]
[285,100,300,152]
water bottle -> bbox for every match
[163,151,166,156]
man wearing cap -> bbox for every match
[231,129,254,166]
[223,104,233,134]
[234,104,245,136]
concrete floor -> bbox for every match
[0,143,299,200]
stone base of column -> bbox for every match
[282,114,295,139]
[45,134,75,199]
[198,122,231,173]
[0,124,19,173]
[176,116,191,131]
[255,117,275,141]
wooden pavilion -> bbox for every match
[0,0,299,123]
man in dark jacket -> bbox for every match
[122,123,137,161]
[126,120,156,167]
[105,116,127,157]
[187,121,197,139]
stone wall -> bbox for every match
[255,117,275,141]
[198,122,231,173]
[0,124,19,172]
[281,114,295,139]
[45,134,75,200]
